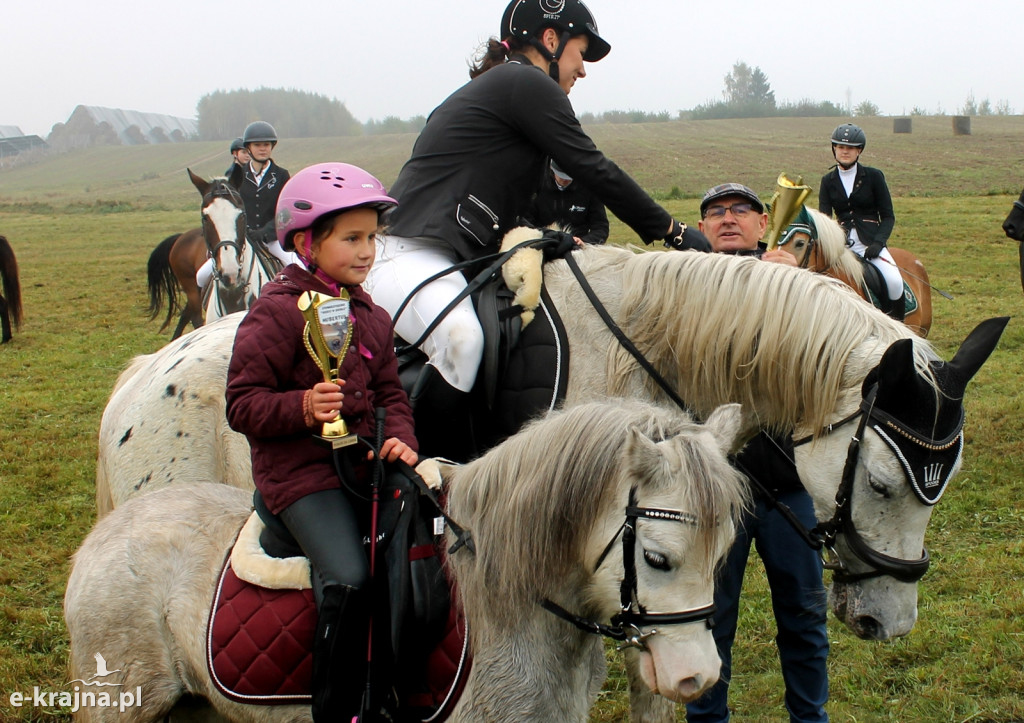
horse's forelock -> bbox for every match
[446,401,715,621]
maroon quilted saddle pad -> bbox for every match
[206,559,470,719]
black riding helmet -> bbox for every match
[831,123,866,151]
[229,137,245,153]
[242,121,278,147]
[501,0,611,82]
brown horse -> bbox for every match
[779,208,933,338]
[0,235,23,343]
[146,228,207,339]
[1001,185,1024,293]
[147,170,275,340]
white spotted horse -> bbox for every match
[95,240,1008,722]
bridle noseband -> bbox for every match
[542,489,716,651]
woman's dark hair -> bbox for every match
[469,36,530,79]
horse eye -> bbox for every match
[866,473,892,498]
[643,549,670,571]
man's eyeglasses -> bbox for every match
[704,202,756,219]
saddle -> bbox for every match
[857,256,918,316]
[206,475,470,720]
[398,234,570,457]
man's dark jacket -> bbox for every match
[526,168,609,245]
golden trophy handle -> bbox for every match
[764,173,812,251]
[298,290,358,449]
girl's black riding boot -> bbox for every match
[887,290,906,322]
[409,364,475,462]
[311,584,368,722]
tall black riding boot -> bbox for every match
[409,364,476,462]
[311,584,368,723]
[887,290,906,322]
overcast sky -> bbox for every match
[4,0,1021,138]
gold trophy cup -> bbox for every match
[298,290,359,448]
[764,172,812,251]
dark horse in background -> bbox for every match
[1002,186,1024,293]
[146,228,208,339]
[0,235,23,343]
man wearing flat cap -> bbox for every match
[686,183,829,723]
[697,182,797,265]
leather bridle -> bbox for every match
[542,488,717,651]
[792,384,961,584]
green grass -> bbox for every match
[2,117,1023,721]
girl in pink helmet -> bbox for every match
[225,163,418,722]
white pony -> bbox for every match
[95,245,1006,721]
[68,400,749,722]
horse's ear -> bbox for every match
[944,317,1009,397]
[187,168,211,196]
[625,426,666,487]
[702,403,744,455]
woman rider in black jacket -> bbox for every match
[365,0,711,456]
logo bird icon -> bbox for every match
[87,653,121,682]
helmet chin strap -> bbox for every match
[832,145,860,171]
[528,30,572,83]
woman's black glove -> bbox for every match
[864,243,883,260]
[540,228,577,261]
[663,220,712,252]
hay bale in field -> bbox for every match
[952,116,971,135]
[893,117,912,134]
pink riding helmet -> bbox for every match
[275,163,397,251]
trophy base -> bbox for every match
[314,433,359,450]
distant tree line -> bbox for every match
[196,88,362,140]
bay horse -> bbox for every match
[0,235,23,343]
[777,207,933,337]
[1001,185,1024,292]
[69,400,749,722]
[95,246,1006,721]
[146,170,275,340]
[146,228,207,339]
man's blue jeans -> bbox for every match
[686,490,829,723]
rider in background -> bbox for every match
[818,123,903,320]
[226,163,418,722]
[366,0,711,458]
[225,137,249,176]
[196,121,297,295]
[526,158,609,245]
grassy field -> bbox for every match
[1,116,1023,722]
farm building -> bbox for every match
[0,125,48,163]
[59,105,198,146]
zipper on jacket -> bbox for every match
[468,195,500,229]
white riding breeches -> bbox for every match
[196,257,214,289]
[365,236,484,393]
[847,239,903,300]
[265,239,301,267]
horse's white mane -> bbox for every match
[807,207,866,283]
[568,245,935,436]
[445,400,744,624]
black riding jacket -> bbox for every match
[526,167,609,245]
[228,160,290,243]
[818,163,895,247]
[387,57,671,260]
